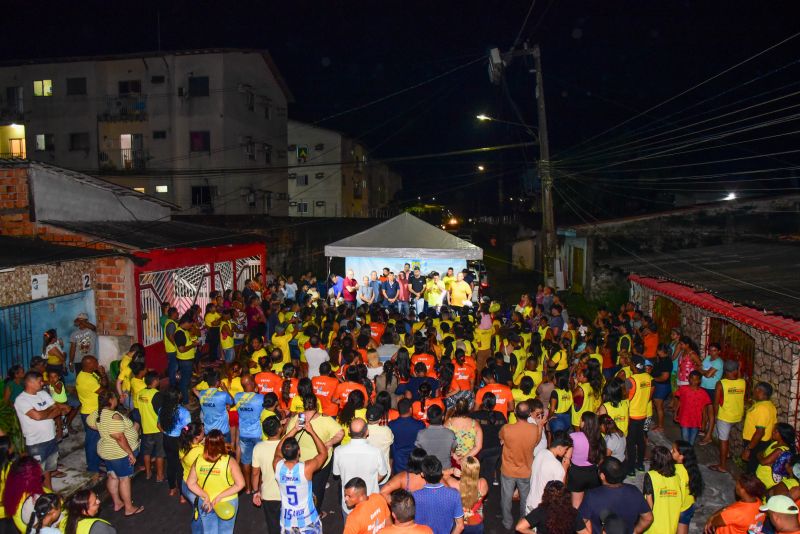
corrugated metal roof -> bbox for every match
[601,242,800,319]
[0,236,110,269]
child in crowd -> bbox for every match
[674,370,710,445]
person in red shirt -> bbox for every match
[334,366,368,407]
[312,361,340,416]
[675,370,711,446]
[343,477,391,534]
[475,368,514,417]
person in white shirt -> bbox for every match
[528,399,549,457]
[365,405,394,484]
[304,335,329,379]
[284,275,298,302]
[14,371,69,488]
[525,431,573,513]
[332,418,388,515]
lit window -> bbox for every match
[156,185,169,193]
[33,80,53,97]
[133,187,145,193]
[35,134,55,151]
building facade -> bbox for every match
[287,120,402,217]
[0,49,292,215]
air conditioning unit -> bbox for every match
[288,201,298,207]
[315,201,326,207]
[315,172,325,180]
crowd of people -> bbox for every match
[1,265,799,534]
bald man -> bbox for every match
[75,356,108,475]
[234,374,265,493]
[333,418,388,515]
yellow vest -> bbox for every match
[717,378,746,424]
[520,332,532,350]
[572,382,595,427]
[176,327,197,361]
[675,463,694,512]
[163,318,178,353]
[0,463,10,519]
[646,471,683,534]
[137,387,160,434]
[514,370,542,389]
[77,518,112,534]
[757,442,788,489]
[551,349,569,372]
[617,334,632,353]
[629,372,652,419]
[554,388,573,414]
[220,320,235,350]
[603,400,629,435]
[538,325,550,340]
[194,455,236,502]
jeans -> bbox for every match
[198,497,238,534]
[81,414,101,472]
[413,298,425,315]
[397,300,409,316]
[626,418,647,472]
[178,359,194,404]
[681,426,700,445]
[182,481,203,534]
[261,499,281,534]
[464,525,484,534]
[166,351,178,388]
[500,474,530,529]
[222,348,235,363]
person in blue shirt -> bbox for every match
[194,370,233,441]
[388,399,426,474]
[395,363,440,401]
[233,374,264,494]
[329,274,344,302]
[699,342,725,446]
[158,387,193,497]
[380,272,401,312]
[369,271,383,306]
[413,455,464,534]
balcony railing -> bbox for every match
[98,95,148,121]
[98,148,149,171]
[0,107,24,123]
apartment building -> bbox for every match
[0,49,292,215]
[287,119,402,217]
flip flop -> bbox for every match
[51,470,67,478]
[708,465,728,473]
[125,506,145,517]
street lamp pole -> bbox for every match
[533,45,557,288]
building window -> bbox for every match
[118,80,142,95]
[264,103,272,119]
[188,76,210,97]
[156,185,169,193]
[263,144,272,164]
[277,106,287,117]
[151,75,165,84]
[190,131,210,152]
[297,175,309,186]
[315,143,325,151]
[33,80,53,97]
[191,185,216,206]
[297,201,308,214]
[66,77,87,96]
[69,132,90,151]
[245,138,255,160]
[153,130,167,140]
[277,192,288,200]
[133,187,145,193]
[289,173,296,180]
[246,92,255,111]
[35,134,55,151]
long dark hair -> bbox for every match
[602,378,624,407]
[417,382,432,415]
[674,440,704,498]
[338,389,366,426]
[650,445,676,477]
[25,493,61,534]
[375,391,393,426]
[586,359,603,399]
[382,361,397,388]
[281,363,296,405]
[178,421,204,455]
[64,490,95,534]
[438,363,454,396]
[580,412,605,465]
[540,481,577,534]
[776,423,798,456]
[396,348,412,381]
[158,388,183,435]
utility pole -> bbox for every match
[533,45,557,288]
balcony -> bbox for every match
[99,148,149,171]
[98,95,148,122]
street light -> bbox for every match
[477,165,485,171]
[476,114,491,121]
[475,114,536,136]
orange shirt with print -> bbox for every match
[343,493,391,534]
[334,381,368,406]
[370,323,386,345]
[643,332,659,358]
[716,500,764,534]
[279,377,299,410]
[312,376,340,416]
[411,353,438,378]
[454,363,474,391]
[381,525,433,534]
[254,371,283,395]
[475,383,513,415]
[412,398,446,424]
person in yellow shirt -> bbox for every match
[75,356,107,475]
[742,381,779,475]
[449,272,472,309]
[249,337,268,375]
[204,302,222,361]
[709,360,746,473]
[425,273,446,312]
[441,268,456,301]
[270,325,296,367]
[138,371,165,482]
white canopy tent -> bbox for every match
[324,212,483,281]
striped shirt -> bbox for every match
[276,460,318,529]
[90,409,140,460]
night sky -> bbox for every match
[5,0,799,218]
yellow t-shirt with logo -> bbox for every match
[76,371,101,415]
[271,333,293,365]
[743,400,777,441]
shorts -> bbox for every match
[105,449,139,478]
[282,519,322,534]
[27,439,59,472]
[141,433,166,458]
[239,437,260,465]
[704,388,716,402]
[679,504,696,525]
[228,409,239,428]
[566,464,600,493]
[222,347,235,363]
[653,382,671,401]
[67,393,81,409]
[716,419,734,441]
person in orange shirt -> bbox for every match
[334,367,368,408]
[253,357,283,396]
[343,477,391,534]
[370,314,387,345]
[704,473,766,534]
[278,363,299,412]
[312,361,340,417]
[642,324,659,359]
[453,350,475,391]
[411,383,445,425]
[411,349,437,379]
[380,489,434,534]
[475,368,514,417]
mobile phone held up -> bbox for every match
[298,413,306,428]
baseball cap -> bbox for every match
[75,312,89,320]
[366,404,384,422]
[632,356,646,371]
[644,359,653,367]
[760,495,799,514]
[723,360,740,373]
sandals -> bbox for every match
[125,506,145,517]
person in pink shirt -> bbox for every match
[343,269,358,307]
[675,370,710,445]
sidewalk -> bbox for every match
[52,428,100,496]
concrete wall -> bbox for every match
[630,279,800,454]
[287,121,343,217]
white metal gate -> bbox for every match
[214,261,235,293]
[236,256,262,290]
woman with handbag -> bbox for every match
[186,429,245,534]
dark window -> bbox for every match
[191,185,216,206]
[288,173,296,180]
[315,143,325,151]
[35,134,55,151]
[118,80,141,95]
[297,202,308,214]
[153,130,167,140]
[297,175,309,186]
[264,144,272,164]
[66,77,87,96]
[277,150,287,159]
[246,92,255,111]
[189,131,210,152]
[151,75,165,84]
[277,192,288,200]
[69,132,90,151]
[188,76,210,97]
